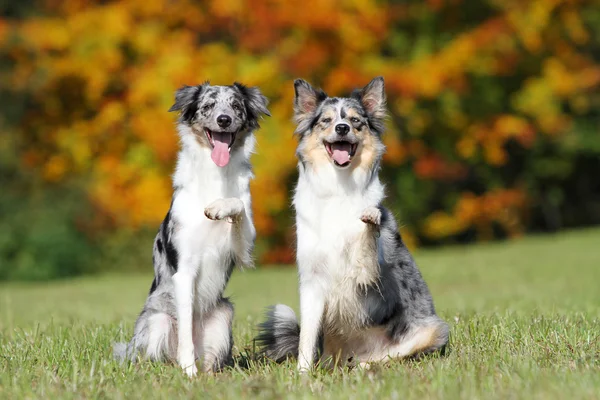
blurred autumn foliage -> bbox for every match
[1,0,599,279]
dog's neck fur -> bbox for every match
[173,124,255,201]
[295,160,384,205]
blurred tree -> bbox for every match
[0,0,599,277]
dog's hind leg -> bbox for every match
[143,312,177,361]
[125,310,177,362]
[195,298,234,372]
[358,319,448,366]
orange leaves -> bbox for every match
[414,153,466,180]
[3,0,599,260]
[458,115,536,165]
[423,190,527,240]
[92,157,172,227]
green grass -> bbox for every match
[1,228,599,399]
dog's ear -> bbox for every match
[357,77,386,119]
[168,83,206,124]
[353,76,387,134]
[293,79,327,134]
[234,83,270,130]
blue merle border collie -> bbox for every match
[256,77,448,371]
[114,82,270,376]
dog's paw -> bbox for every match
[178,357,198,377]
[360,206,381,226]
[204,198,244,222]
[297,364,310,375]
[182,363,198,377]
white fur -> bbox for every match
[170,124,256,376]
[293,160,384,371]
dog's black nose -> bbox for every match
[335,124,350,136]
[217,115,232,128]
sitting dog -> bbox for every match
[115,82,270,376]
[256,77,448,370]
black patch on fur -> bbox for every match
[149,276,159,294]
[394,232,402,245]
[233,82,270,131]
[161,210,178,273]
[168,84,206,124]
[309,112,322,131]
[387,310,410,339]
[255,306,300,362]
[340,107,346,119]
[156,238,163,253]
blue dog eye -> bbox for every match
[350,117,360,123]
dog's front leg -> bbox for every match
[354,206,382,287]
[204,197,255,267]
[297,279,325,373]
[172,269,198,377]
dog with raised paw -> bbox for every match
[114,82,270,376]
[256,77,448,371]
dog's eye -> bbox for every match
[322,118,332,124]
[232,103,242,111]
[350,117,360,123]
[202,104,213,112]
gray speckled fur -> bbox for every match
[256,77,448,366]
[114,82,269,372]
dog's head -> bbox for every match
[169,82,270,167]
[293,77,386,172]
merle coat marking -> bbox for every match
[114,82,269,376]
[256,77,448,370]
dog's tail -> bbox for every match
[255,304,300,362]
[112,341,133,362]
[113,342,128,361]
[113,342,136,363]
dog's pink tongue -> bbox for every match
[331,142,352,165]
[211,132,232,167]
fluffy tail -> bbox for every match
[255,304,300,362]
[113,342,136,362]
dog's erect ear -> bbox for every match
[293,79,327,134]
[358,77,386,119]
[352,76,387,134]
[234,83,270,130]
[168,84,206,124]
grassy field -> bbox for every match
[1,228,599,399]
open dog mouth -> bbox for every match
[205,128,237,167]
[324,140,358,168]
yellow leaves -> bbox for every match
[458,115,536,164]
[131,112,178,163]
[456,138,477,160]
[4,0,599,258]
[561,9,589,45]
[128,171,172,226]
[423,190,527,240]
[422,211,467,240]
[20,19,71,51]
[92,159,171,227]
[382,133,406,166]
[208,0,244,19]
[507,0,560,53]
[43,155,69,182]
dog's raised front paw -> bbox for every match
[360,206,381,226]
[204,198,244,222]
